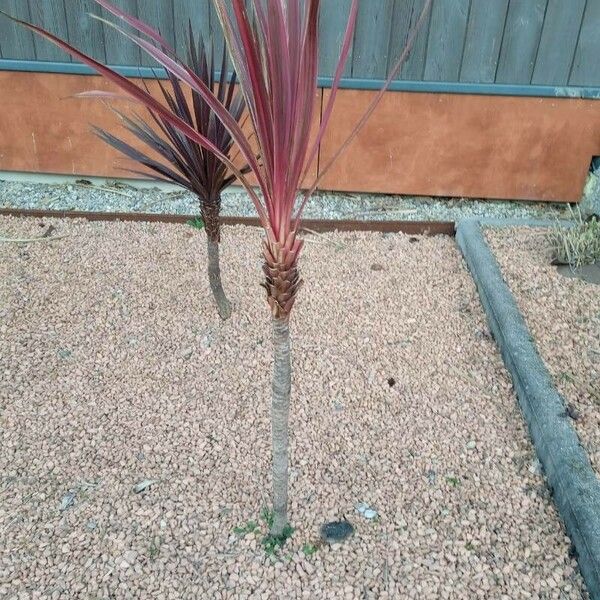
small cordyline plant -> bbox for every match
[7,0,431,542]
[95,28,247,320]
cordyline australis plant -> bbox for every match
[95,28,246,319]
[7,0,431,541]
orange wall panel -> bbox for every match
[0,71,320,187]
[1,72,600,202]
[318,89,600,202]
[0,71,161,177]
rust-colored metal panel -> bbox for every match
[0,71,160,177]
[0,71,320,187]
[2,72,600,202]
[319,89,600,202]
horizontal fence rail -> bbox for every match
[0,0,598,90]
[1,59,599,99]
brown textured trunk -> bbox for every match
[202,196,231,320]
[206,237,231,320]
[261,231,303,537]
[270,317,291,537]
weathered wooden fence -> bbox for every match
[1,0,599,88]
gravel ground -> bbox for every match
[0,217,586,599]
[486,227,600,478]
[0,179,572,222]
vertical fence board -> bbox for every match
[100,0,140,66]
[64,0,106,63]
[1,0,600,90]
[569,0,600,87]
[460,0,508,83]
[0,0,35,60]
[389,0,433,80]
[496,0,547,84]
[208,3,225,63]
[424,0,471,81]
[135,0,174,67]
[27,1,70,62]
[351,0,394,79]
[532,0,586,85]
[318,0,353,78]
[173,0,211,59]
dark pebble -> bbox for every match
[320,520,354,544]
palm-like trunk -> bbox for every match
[270,317,291,537]
[202,196,231,320]
[262,232,303,538]
[206,237,231,320]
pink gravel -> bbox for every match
[0,217,586,599]
[487,226,600,477]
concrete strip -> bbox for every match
[457,219,600,599]
[476,217,572,228]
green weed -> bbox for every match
[233,520,259,536]
[262,523,294,556]
[187,217,205,230]
[148,536,161,560]
[259,508,294,555]
[302,543,318,557]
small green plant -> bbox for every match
[302,543,318,557]
[559,371,575,384]
[260,507,274,529]
[548,208,600,270]
[262,523,295,556]
[446,476,460,487]
[187,217,205,231]
[233,520,259,536]
[148,536,161,560]
[260,508,293,555]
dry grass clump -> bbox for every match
[548,208,600,269]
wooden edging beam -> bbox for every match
[0,207,456,236]
[457,219,600,599]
